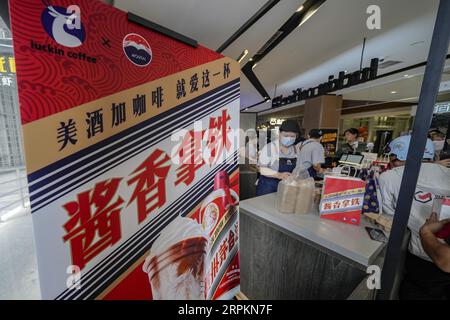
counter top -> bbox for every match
[240,193,385,267]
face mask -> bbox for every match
[433,140,445,151]
[280,136,295,147]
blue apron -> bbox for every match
[256,157,297,196]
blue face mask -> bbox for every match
[281,136,296,147]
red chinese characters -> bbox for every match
[205,109,232,165]
[127,149,171,223]
[210,254,219,283]
[228,229,235,250]
[218,239,228,267]
[209,223,238,284]
[62,110,235,271]
[175,129,205,186]
[322,197,362,212]
[62,178,124,270]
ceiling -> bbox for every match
[114,0,448,113]
[338,63,450,104]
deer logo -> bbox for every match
[41,1,85,48]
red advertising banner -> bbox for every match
[9,0,240,300]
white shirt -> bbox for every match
[379,163,450,261]
[246,140,258,164]
[258,140,296,176]
[296,139,325,169]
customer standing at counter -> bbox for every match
[429,130,446,160]
[400,212,450,300]
[420,212,450,273]
[256,120,300,196]
[296,129,325,178]
[335,128,367,159]
[378,135,450,299]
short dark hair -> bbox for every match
[309,129,323,139]
[344,128,359,137]
[430,130,445,139]
[279,120,300,133]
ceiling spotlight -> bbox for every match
[298,8,319,28]
[237,49,249,63]
[296,5,304,12]
[391,91,397,94]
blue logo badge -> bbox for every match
[41,5,85,48]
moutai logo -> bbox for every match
[122,33,153,67]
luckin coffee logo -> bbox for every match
[123,33,152,67]
[41,4,86,48]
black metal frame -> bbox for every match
[377,0,450,300]
[128,12,198,48]
[216,0,280,53]
[241,0,327,106]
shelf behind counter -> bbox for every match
[239,193,386,300]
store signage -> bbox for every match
[10,0,240,300]
[272,58,379,108]
[434,102,450,114]
[1,75,14,86]
[0,55,15,74]
[269,118,285,125]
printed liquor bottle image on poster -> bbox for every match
[9,0,240,300]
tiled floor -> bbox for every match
[0,209,41,299]
[0,170,27,217]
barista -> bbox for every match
[335,128,367,159]
[256,120,300,196]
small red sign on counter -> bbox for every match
[320,175,366,226]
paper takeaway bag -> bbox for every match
[319,175,366,226]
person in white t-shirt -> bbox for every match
[379,135,450,299]
[239,129,258,165]
[296,129,325,178]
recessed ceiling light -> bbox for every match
[391,91,397,94]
